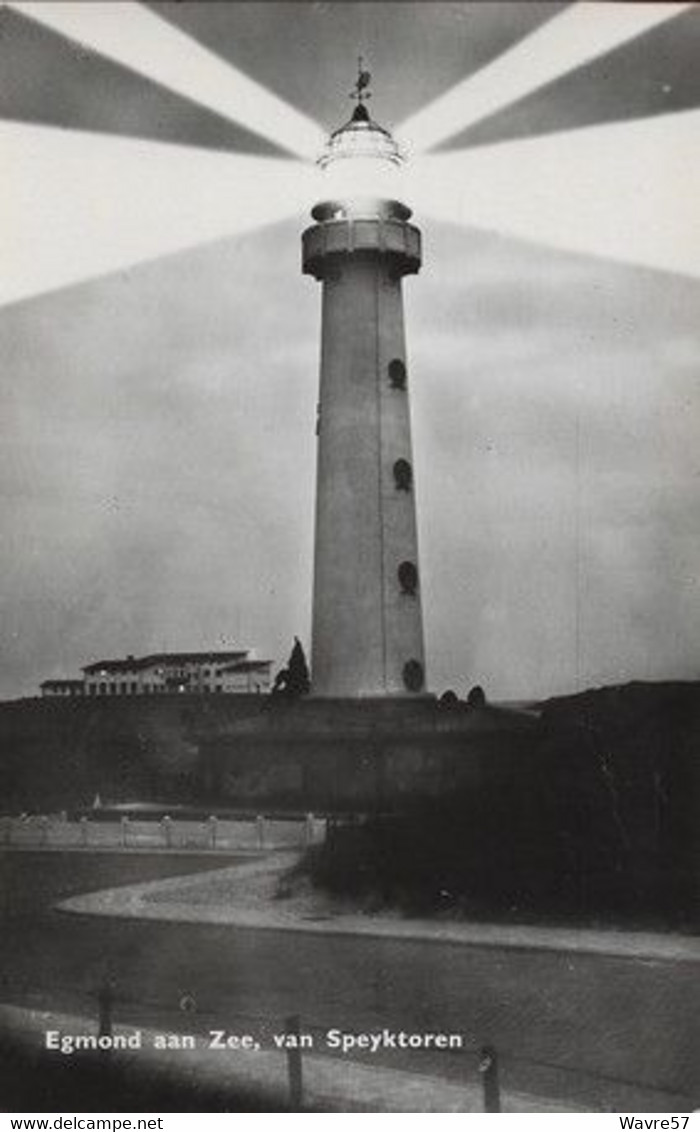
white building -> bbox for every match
[40,650,273,696]
[40,678,85,697]
[218,659,273,694]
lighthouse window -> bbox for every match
[398,560,418,595]
[388,359,406,389]
[403,659,424,692]
[393,459,412,492]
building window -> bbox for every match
[388,359,406,389]
[393,458,412,492]
[398,560,418,595]
[99,683,106,695]
[403,659,424,692]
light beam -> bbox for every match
[8,1,326,160]
[1,122,316,306]
[398,2,692,155]
[408,110,700,280]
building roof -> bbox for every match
[83,650,249,675]
[218,660,273,674]
[82,658,140,675]
[41,678,85,688]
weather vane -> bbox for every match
[350,56,372,102]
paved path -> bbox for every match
[2,852,696,1112]
[59,853,700,965]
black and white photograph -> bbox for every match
[0,0,698,1116]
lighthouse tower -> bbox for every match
[303,73,426,697]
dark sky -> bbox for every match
[2,1,700,700]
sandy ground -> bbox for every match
[5,853,695,1112]
[58,850,700,963]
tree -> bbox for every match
[272,637,311,698]
[439,689,459,707]
[466,684,486,709]
[287,637,311,696]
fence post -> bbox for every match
[162,815,172,849]
[208,815,218,849]
[284,1014,304,1110]
[256,814,265,850]
[479,1045,500,1112]
[40,815,49,847]
[304,812,315,848]
[120,815,129,848]
[80,816,89,846]
[97,980,113,1041]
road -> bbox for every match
[0,851,697,1111]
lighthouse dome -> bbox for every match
[315,100,408,219]
[319,103,404,170]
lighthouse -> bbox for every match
[303,72,426,697]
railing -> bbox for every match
[1,980,506,1112]
[0,812,325,852]
[4,977,693,1113]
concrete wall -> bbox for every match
[0,693,532,813]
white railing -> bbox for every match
[0,812,325,851]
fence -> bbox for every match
[6,976,689,1113]
[16,979,507,1113]
[0,812,325,852]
